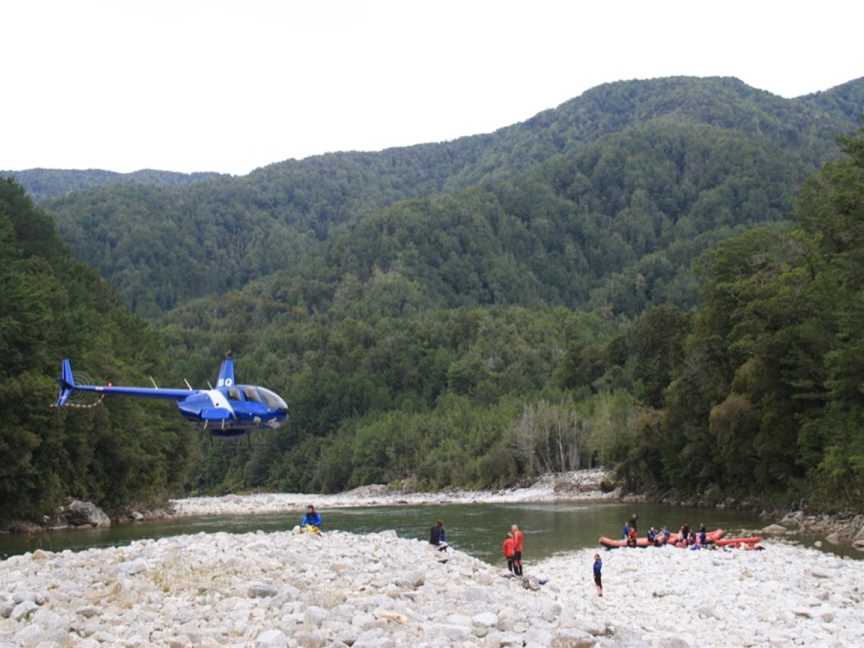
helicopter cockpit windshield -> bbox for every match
[243,386,262,403]
[241,385,286,410]
[257,387,287,410]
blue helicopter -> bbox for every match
[55,353,288,437]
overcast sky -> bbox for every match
[3,1,862,175]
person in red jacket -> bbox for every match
[511,524,525,576]
[502,531,516,575]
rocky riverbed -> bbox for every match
[171,469,614,518]
[768,511,864,551]
[2,528,863,647]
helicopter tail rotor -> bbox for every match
[56,358,76,406]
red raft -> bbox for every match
[599,529,725,549]
[714,536,763,547]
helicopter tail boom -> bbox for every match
[56,358,76,406]
[55,358,194,405]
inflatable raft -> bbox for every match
[599,529,725,549]
[714,536,763,547]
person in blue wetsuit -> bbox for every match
[300,504,322,532]
[593,554,603,596]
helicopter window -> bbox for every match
[257,387,287,410]
[227,387,242,401]
[243,387,263,403]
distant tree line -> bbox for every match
[0,181,193,524]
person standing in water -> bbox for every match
[511,524,525,576]
[502,531,516,575]
[593,554,603,596]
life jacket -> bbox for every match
[503,538,515,558]
[301,513,321,528]
[513,530,525,552]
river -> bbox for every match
[5,500,834,563]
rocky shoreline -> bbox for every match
[1,500,174,536]
[2,528,863,647]
[758,510,864,551]
[170,469,616,518]
[638,492,864,552]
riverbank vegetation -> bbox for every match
[616,131,864,509]
[0,181,193,523]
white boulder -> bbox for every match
[473,611,499,637]
[852,524,864,550]
[255,629,289,648]
[248,583,279,598]
[10,600,39,621]
[760,524,787,535]
[551,627,596,647]
[304,605,328,626]
[117,558,148,576]
[63,500,110,528]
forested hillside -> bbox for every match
[162,119,809,327]
[0,180,193,524]
[596,130,864,510]
[165,130,864,511]
[3,168,223,202]
[41,77,862,315]
[798,76,864,122]
[3,76,862,517]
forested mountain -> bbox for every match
[798,76,864,122]
[2,168,223,201]
[3,76,862,517]
[163,130,864,507]
[164,119,808,326]
[0,180,193,523]
[39,76,862,316]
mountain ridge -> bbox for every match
[23,75,864,315]
[1,167,225,202]
[6,75,859,186]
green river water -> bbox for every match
[7,500,843,564]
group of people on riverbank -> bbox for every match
[501,524,525,576]
[622,514,708,548]
[427,520,526,577]
[299,505,596,595]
